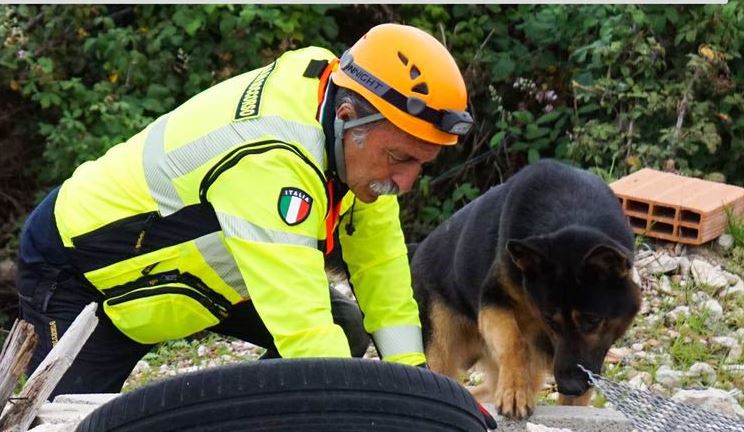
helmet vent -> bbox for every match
[397,52,409,65]
[412,83,429,95]
[410,65,421,80]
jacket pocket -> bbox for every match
[102,270,231,344]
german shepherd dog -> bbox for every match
[410,159,641,419]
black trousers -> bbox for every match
[16,259,370,397]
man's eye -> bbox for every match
[386,150,412,163]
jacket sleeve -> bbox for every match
[338,194,426,366]
[206,148,351,358]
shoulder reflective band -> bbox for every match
[339,51,473,136]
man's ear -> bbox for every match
[336,101,354,121]
[582,244,632,278]
[506,238,546,273]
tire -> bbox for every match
[75,358,488,432]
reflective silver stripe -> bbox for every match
[165,116,325,177]
[372,325,425,359]
[143,114,184,216]
[143,116,325,216]
[194,232,248,298]
[217,211,317,248]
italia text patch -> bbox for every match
[234,62,275,120]
[278,187,313,225]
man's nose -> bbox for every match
[391,164,422,194]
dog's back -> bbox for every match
[496,159,633,253]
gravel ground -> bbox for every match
[122,240,744,415]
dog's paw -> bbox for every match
[492,372,536,419]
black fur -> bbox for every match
[411,159,640,397]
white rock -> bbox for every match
[608,346,632,360]
[177,365,199,374]
[631,266,641,285]
[672,388,744,419]
[658,275,673,293]
[717,233,735,251]
[691,259,730,289]
[677,257,691,277]
[632,343,644,351]
[668,306,690,321]
[720,278,744,299]
[132,360,150,374]
[693,291,711,303]
[723,271,740,286]
[628,371,652,390]
[635,249,655,263]
[655,365,684,388]
[699,335,739,363]
[687,362,717,384]
[642,253,679,275]
[197,344,209,357]
[701,299,724,321]
[723,342,743,363]
[712,336,738,349]
[645,315,662,326]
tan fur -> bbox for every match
[426,297,482,378]
[425,271,621,419]
[477,305,546,419]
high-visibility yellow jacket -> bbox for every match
[53,46,425,366]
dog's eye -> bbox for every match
[579,314,603,332]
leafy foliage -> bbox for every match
[1,4,743,245]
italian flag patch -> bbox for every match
[277,187,313,225]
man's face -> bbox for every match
[343,119,441,203]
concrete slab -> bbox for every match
[27,424,71,432]
[483,404,633,432]
[52,393,120,406]
[34,402,97,424]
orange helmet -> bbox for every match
[331,23,472,145]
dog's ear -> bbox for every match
[506,239,546,273]
[582,244,631,278]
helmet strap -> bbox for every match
[333,113,385,185]
[333,116,348,184]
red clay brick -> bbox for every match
[610,168,744,245]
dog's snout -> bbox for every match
[555,363,594,396]
[556,377,590,396]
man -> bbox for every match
[16,23,471,396]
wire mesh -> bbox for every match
[578,365,744,432]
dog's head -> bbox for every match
[505,227,641,396]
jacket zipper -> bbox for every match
[106,285,228,319]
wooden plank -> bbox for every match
[0,320,39,419]
[0,303,98,432]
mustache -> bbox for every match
[369,180,400,196]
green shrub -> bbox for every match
[1,4,743,243]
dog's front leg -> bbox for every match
[478,305,536,419]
